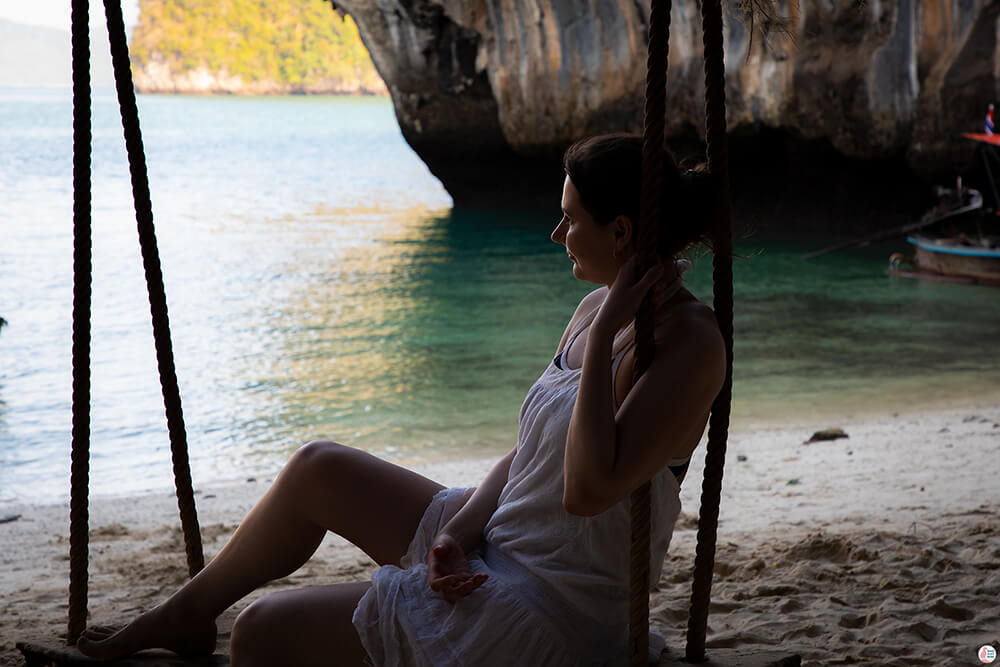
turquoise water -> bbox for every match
[2,88,998,504]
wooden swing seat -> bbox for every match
[19,640,801,666]
[17,641,228,667]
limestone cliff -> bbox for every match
[331,0,1000,209]
[133,59,386,95]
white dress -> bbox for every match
[353,300,686,667]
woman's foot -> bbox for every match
[76,602,217,660]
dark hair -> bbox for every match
[562,133,715,258]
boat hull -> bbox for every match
[905,235,1000,285]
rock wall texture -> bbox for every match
[331,0,1000,208]
[133,58,388,95]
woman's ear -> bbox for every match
[612,214,633,254]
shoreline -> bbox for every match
[2,403,998,665]
[727,382,1000,436]
[8,387,1000,510]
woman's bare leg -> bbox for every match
[77,441,445,660]
[230,582,371,667]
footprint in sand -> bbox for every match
[779,599,802,613]
[657,604,690,623]
[838,613,867,629]
[925,597,975,621]
[708,600,743,614]
[90,524,130,541]
[750,584,800,597]
[906,620,938,642]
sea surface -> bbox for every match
[2,87,999,504]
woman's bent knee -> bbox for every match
[230,597,276,667]
[231,585,371,667]
[277,439,443,566]
[284,440,356,483]
[292,439,350,465]
[278,441,381,518]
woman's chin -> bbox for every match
[570,265,603,285]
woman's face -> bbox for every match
[551,176,621,285]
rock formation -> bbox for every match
[132,59,387,95]
[331,0,1000,211]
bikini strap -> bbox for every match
[558,302,602,357]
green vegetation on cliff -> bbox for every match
[130,0,382,91]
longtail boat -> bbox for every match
[890,233,1000,285]
[888,132,1000,286]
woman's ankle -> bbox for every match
[159,593,216,628]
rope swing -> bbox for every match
[687,0,736,660]
[67,0,92,645]
[628,0,670,661]
[24,1,784,666]
[66,0,204,646]
[629,0,735,664]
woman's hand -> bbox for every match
[427,533,488,602]
[594,255,666,337]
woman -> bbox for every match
[77,134,725,666]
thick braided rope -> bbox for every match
[103,0,204,577]
[628,0,671,664]
[685,0,734,661]
[68,0,92,646]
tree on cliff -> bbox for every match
[129,0,385,94]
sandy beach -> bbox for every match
[2,403,998,666]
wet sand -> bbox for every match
[2,404,998,666]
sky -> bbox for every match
[0,0,140,31]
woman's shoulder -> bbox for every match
[556,287,608,353]
[653,298,725,379]
[579,286,608,310]
[655,297,723,354]
[668,297,717,327]
[568,287,607,325]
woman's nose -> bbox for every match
[551,220,565,244]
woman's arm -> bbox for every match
[427,447,516,601]
[563,261,725,516]
[437,446,516,553]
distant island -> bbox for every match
[0,18,115,88]
[130,0,386,95]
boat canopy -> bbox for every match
[962,132,1000,147]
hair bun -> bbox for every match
[659,166,714,258]
[562,134,715,259]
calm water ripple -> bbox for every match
[1,88,998,503]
